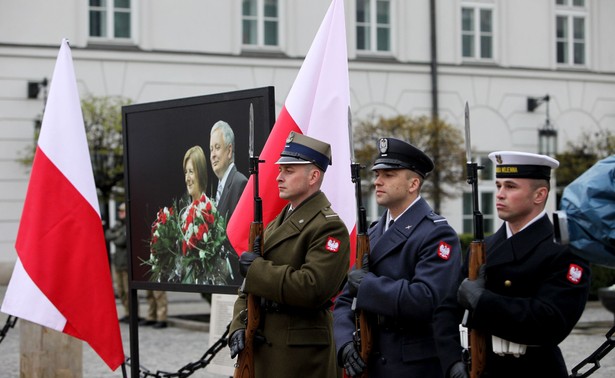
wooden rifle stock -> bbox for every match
[464,103,487,377]
[351,162,372,377]
[468,240,486,378]
[233,145,264,378]
[233,222,263,378]
[355,233,372,377]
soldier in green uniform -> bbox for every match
[229,131,350,378]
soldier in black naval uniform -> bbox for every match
[333,138,462,377]
[228,132,350,378]
[433,151,591,378]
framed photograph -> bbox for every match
[122,87,275,293]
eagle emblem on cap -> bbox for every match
[496,154,503,164]
[379,138,389,154]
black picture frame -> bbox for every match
[122,87,275,294]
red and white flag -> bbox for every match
[1,39,124,370]
[228,0,357,261]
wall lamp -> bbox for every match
[527,94,557,156]
[27,78,48,99]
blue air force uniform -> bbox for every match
[333,138,462,377]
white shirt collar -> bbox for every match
[505,210,546,238]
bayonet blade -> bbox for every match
[464,102,472,164]
[348,106,355,162]
[249,103,255,158]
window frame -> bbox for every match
[356,0,392,55]
[88,0,136,43]
[555,0,588,67]
[241,0,281,50]
[460,2,496,62]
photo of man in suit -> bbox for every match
[210,120,249,221]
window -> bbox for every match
[242,0,279,47]
[461,5,493,60]
[89,0,131,40]
[555,0,587,66]
[462,156,495,234]
[356,0,391,53]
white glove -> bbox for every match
[492,336,527,357]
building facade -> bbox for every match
[1,0,614,277]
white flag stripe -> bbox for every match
[1,258,66,331]
[285,0,355,232]
[37,39,101,217]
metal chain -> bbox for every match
[0,315,18,345]
[126,323,230,378]
[569,325,615,377]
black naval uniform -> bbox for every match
[434,214,590,378]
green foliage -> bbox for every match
[354,114,465,213]
[81,95,132,201]
[555,129,615,189]
[589,264,615,300]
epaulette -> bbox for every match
[427,212,448,224]
[321,206,340,220]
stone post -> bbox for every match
[20,320,82,378]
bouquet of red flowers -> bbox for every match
[178,193,231,284]
[146,205,182,282]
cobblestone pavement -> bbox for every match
[0,289,614,377]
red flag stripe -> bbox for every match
[17,148,124,369]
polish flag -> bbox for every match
[227,0,357,261]
[1,39,124,370]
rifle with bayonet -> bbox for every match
[349,108,372,377]
[234,103,263,378]
[463,102,487,378]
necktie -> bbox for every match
[388,219,394,229]
[216,183,223,203]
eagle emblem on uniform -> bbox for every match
[437,241,451,260]
[567,264,583,284]
[496,154,503,164]
[325,236,340,253]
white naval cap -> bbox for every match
[488,151,559,180]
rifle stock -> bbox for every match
[233,222,263,378]
[233,135,264,378]
[351,162,372,377]
[468,240,486,378]
[464,102,487,378]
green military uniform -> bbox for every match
[230,190,350,378]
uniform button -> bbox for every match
[504,280,512,287]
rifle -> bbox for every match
[234,104,264,378]
[463,102,487,378]
[349,108,372,376]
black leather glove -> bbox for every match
[448,361,469,378]
[239,251,260,277]
[239,236,262,277]
[340,342,366,377]
[348,253,369,297]
[252,235,262,254]
[458,264,486,310]
[229,329,245,359]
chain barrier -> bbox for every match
[569,324,615,377]
[0,315,18,345]
[125,323,230,378]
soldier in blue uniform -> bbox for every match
[333,138,462,377]
[433,151,591,378]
